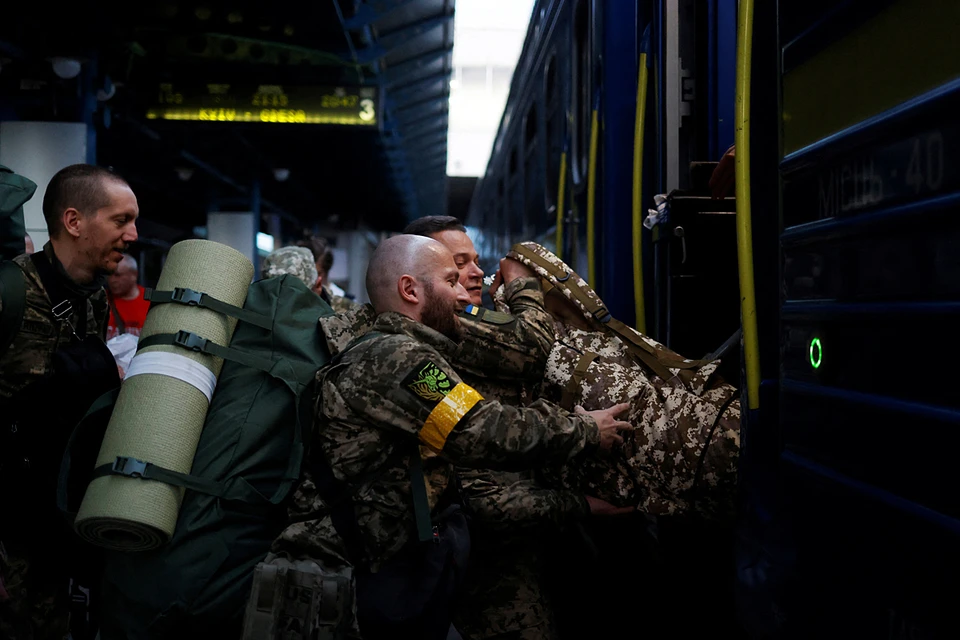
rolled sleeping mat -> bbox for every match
[75,239,253,551]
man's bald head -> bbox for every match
[366,235,449,312]
[365,234,471,339]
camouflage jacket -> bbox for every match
[454,278,589,534]
[0,245,107,401]
[315,278,589,531]
[272,311,600,572]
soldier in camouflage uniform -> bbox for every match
[266,235,632,640]
[296,233,358,314]
[493,242,741,523]
[404,217,633,640]
[0,164,139,639]
[262,246,319,290]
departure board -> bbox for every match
[145,83,379,126]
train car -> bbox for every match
[737,0,960,637]
[469,0,960,637]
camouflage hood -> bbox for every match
[317,303,376,356]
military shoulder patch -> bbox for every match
[403,360,455,404]
[458,305,515,326]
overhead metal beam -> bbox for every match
[384,46,454,87]
[406,133,447,150]
[389,70,451,103]
[377,13,455,48]
[343,0,421,30]
[394,110,448,131]
[393,92,450,117]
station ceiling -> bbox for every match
[0,0,456,239]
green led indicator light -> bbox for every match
[809,337,823,369]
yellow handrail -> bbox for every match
[555,150,567,260]
[632,48,650,334]
[735,0,760,409]
[586,104,600,286]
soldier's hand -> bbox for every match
[489,269,503,296]
[577,402,633,453]
[499,257,535,284]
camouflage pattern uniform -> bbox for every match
[269,310,601,637]
[312,278,586,639]
[0,244,108,640]
[262,247,319,290]
[322,286,359,315]
[495,243,741,523]
[452,277,585,640]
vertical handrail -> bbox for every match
[586,91,600,286]
[632,25,652,333]
[556,142,568,260]
[735,0,760,409]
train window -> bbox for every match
[571,0,591,185]
[524,103,544,232]
[545,53,561,210]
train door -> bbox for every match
[736,0,960,636]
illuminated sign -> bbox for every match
[146,84,378,126]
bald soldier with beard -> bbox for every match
[264,235,632,640]
[403,216,633,640]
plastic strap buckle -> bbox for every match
[112,456,148,478]
[174,330,209,352]
[171,287,204,306]
[596,309,612,323]
[51,300,73,320]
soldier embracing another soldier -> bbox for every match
[245,218,740,640]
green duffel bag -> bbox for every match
[62,274,335,639]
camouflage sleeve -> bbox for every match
[335,334,599,470]
[459,468,589,532]
[454,276,555,383]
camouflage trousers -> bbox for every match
[541,328,741,523]
[453,544,557,640]
[0,540,71,640]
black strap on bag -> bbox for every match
[107,295,126,335]
[30,251,87,337]
[0,260,25,356]
[145,287,273,330]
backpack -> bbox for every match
[0,259,26,356]
[0,163,36,261]
[60,274,334,639]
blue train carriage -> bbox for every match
[736,0,960,637]
[467,0,739,345]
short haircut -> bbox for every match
[402,215,466,237]
[42,164,129,238]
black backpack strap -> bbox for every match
[30,251,86,336]
[407,447,438,543]
[145,287,273,330]
[107,294,126,334]
[137,330,276,373]
[0,260,26,356]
